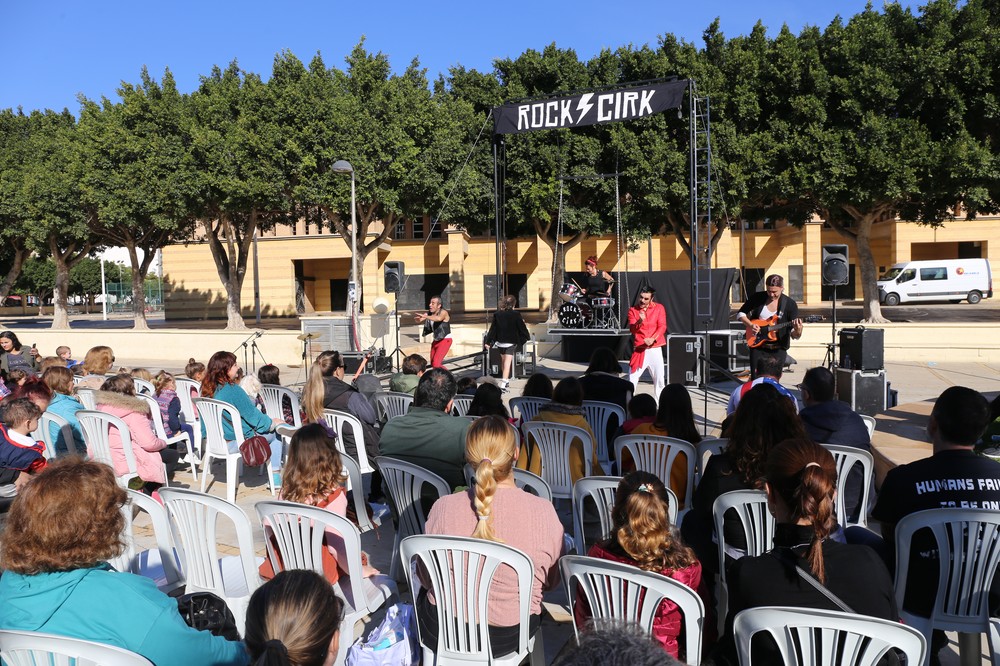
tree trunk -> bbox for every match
[832,206,891,324]
[51,260,72,329]
[203,211,256,331]
[534,218,587,321]
[0,246,28,303]
[127,246,149,331]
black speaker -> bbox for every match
[667,335,702,386]
[836,368,887,416]
[384,261,404,293]
[839,326,884,371]
[342,350,392,375]
[708,330,749,378]
[822,244,850,286]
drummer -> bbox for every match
[580,255,615,300]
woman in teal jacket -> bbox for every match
[42,366,85,456]
[0,458,249,666]
[201,351,284,487]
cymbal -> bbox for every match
[297,332,322,341]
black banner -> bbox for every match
[493,80,689,136]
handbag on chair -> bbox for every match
[239,432,271,467]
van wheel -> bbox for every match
[884,293,900,306]
[968,291,982,304]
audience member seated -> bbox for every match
[618,394,657,437]
[56,345,81,367]
[389,353,426,395]
[0,331,40,378]
[798,365,871,521]
[76,345,116,389]
[380,367,469,490]
[629,385,702,508]
[872,385,995,663]
[576,471,708,661]
[553,622,683,666]
[39,356,67,372]
[258,364,299,426]
[521,372,553,399]
[467,382,512,420]
[42,366,86,456]
[725,354,797,415]
[708,439,898,666]
[185,358,207,384]
[456,375,479,396]
[682,383,808,581]
[421,415,565,657]
[98,374,178,494]
[302,350,380,466]
[0,457,250,665]
[0,398,47,501]
[153,371,195,453]
[978,393,1000,450]
[245,569,344,666]
[578,346,633,412]
[8,377,53,413]
[521,377,604,483]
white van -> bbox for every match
[878,259,993,305]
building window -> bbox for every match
[412,217,424,239]
[394,219,406,240]
[429,219,443,239]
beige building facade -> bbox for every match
[161,216,998,319]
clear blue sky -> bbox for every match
[1,0,910,113]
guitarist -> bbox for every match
[736,274,803,378]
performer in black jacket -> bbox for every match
[484,295,530,393]
[736,274,803,378]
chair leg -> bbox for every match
[200,455,211,493]
[528,627,545,666]
[226,458,238,504]
[957,632,982,666]
[389,532,402,581]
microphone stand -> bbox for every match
[250,332,266,373]
[233,331,261,372]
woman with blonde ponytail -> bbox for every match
[574,471,706,660]
[708,439,899,666]
[422,415,565,657]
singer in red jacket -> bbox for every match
[627,287,667,397]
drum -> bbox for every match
[558,283,581,303]
[557,302,592,328]
[590,296,615,309]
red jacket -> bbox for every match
[628,302,667,351]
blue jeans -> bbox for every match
[226,431,283,471]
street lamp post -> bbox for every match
[331,160,358,350]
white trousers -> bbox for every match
[629,346,665,397]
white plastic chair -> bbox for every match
[561,554,706,665]
[894,508,1000,666]
[376,456,451,581]
[321,409,375,476]
[714,489,775,635]
[733,606,926,666]
[572,476,678,556]
[33,412,79,459]
[158,487,261,635]
[509,396,550,424]
[582,400,626,472]
[109,489,185,593]
[860,414,876,438]
[0,629,154,666]
[77,409,140,488]
[173,378,203,459]
[400,534,545,666]
[133,378,155,396]
[76,388,98,410]
[194,397,274,504]
[521,421,594,500]
[255,500,397,666]
[821,443,874,528]
[374,391,414,422]
[462,464,554,504]
[452,394,474,416]
[614,434,696,515]
[341,452,380,533]
[259,384,303,427]
[696,437,728,485]
[139,394,198,481]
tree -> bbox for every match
[15,258,55,315]
[78,68,199,329]
[69,257,110,312]
[0,110,35,303]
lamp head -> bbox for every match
[331,160,354,174]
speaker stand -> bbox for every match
[826,285,838,374]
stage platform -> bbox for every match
[546,327,631,362]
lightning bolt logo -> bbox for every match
[576,93,594,124]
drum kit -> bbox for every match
[557,282,619,329]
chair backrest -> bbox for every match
[894,508,1000,635]
[340,452,378,533]
[713,489,775,582]
[110,489,185,593]
[400,534,535,662]
[133,378,155,396]
[561,555,706,665]
[376,456,450,545]
[821,443,874,528]
[522,421,594,499]
[137,394,173,442]
[254,499,369,616]
[614,434,696,510]
[0,629,154,666]
[158,487,261,600]
[509,396,550,424]
[374,391,413,422]
[462,464,554,505]
[174,378,201,424]
[77,409,138,486]
[733,606,926,666]
[581,400,626,467]
[696,438,728,484]
[572,476,678,556]
[33,411,77,458]
[451,394,473,416]
[76,388,97,410]
[321,409,373,474]
[193,397,249,455]
[860,414,876,438]
[259,384,303,428]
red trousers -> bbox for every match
[429,338,453,368]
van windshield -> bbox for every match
[881,268,903,280]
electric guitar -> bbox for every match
[745,315,824,348]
